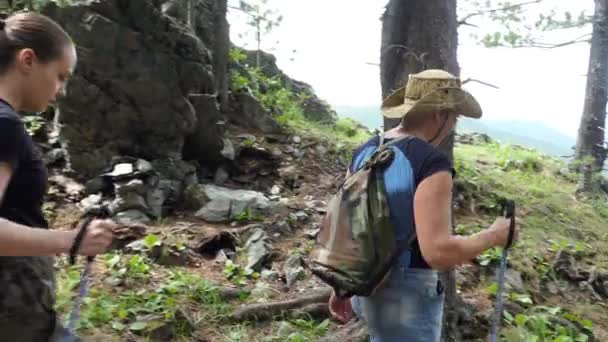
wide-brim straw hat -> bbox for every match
[381,69,482,119]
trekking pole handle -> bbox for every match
[501,200,516,250]
[69,206,112,265]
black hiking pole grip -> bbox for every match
[501,200,516,250]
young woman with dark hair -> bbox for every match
[0,12,115,341]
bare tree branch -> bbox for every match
[462,78,500,89]
[458,0,543,26]
[511,33,592,49]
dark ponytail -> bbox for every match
[0,12,72,75]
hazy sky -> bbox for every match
[227,1,593,138]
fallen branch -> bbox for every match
[289,303,330,320]
[230,288,332,322]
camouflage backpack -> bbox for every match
[308,134,417,298]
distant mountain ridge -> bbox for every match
[335,105,576,158]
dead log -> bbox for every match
[319,319,369,342]
[231,288,331,322]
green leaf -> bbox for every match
[487,282,499,296]
[105,254,121,269]
[143,234,161,249]
[129,321,148,331]
[318,318,330,330]
[111,321,126,331]
[515,314,528,326]
[581,319,593,329]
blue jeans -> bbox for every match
[351,267,445,342]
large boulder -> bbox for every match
[43,0,224,179]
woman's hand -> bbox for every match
[68,219,116,255]
[328,290,354,324]
[489,217,519,248]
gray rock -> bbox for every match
[135,159,153,173]
[192,184,272,222]
[314,144,328,156]
[283,253,305,288]
[195,197,232,223]
[115,179,146,197]
[226,93,282,134]
[79,194,102,212]
[304,228,320,239]
[504,269,525,293]
[43,0,223,178]
[292,135,301,144]
[295,211,309,222]
[270,147,283,157]
[109,192,148,214]
[270,184,281,195]
[146,187,166,218]
[273,221,291,234]
[44,148,65,165]
[306,200,327,213]
[292,148,305,159]
[261,269,280,281]
[244,228,272,272]
[115,209,151,225]
[214,166,230,185]
[104,163,134,178]
[220,138,235,161]
[152,179,182,213]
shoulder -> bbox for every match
[397,137,454,186]
[353,135,381,155]
[348,135,381,172]
[0,100,22,126]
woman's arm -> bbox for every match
[414,170,514,271]
[0,217,73,256]
[0,163,117,256]
[0,163,74,255]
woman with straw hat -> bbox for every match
[328,69,519,341]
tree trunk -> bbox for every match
[380,1,460,341]
[213,0,230,112]
[380,0,460,130]
[574,0,608,193]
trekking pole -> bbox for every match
[64,206,111,342]
[489,200,516,342]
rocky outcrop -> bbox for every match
[43,0,224,179]
[243,50,338,124]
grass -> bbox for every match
[55,253,234,340]
[453,140,608,341]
